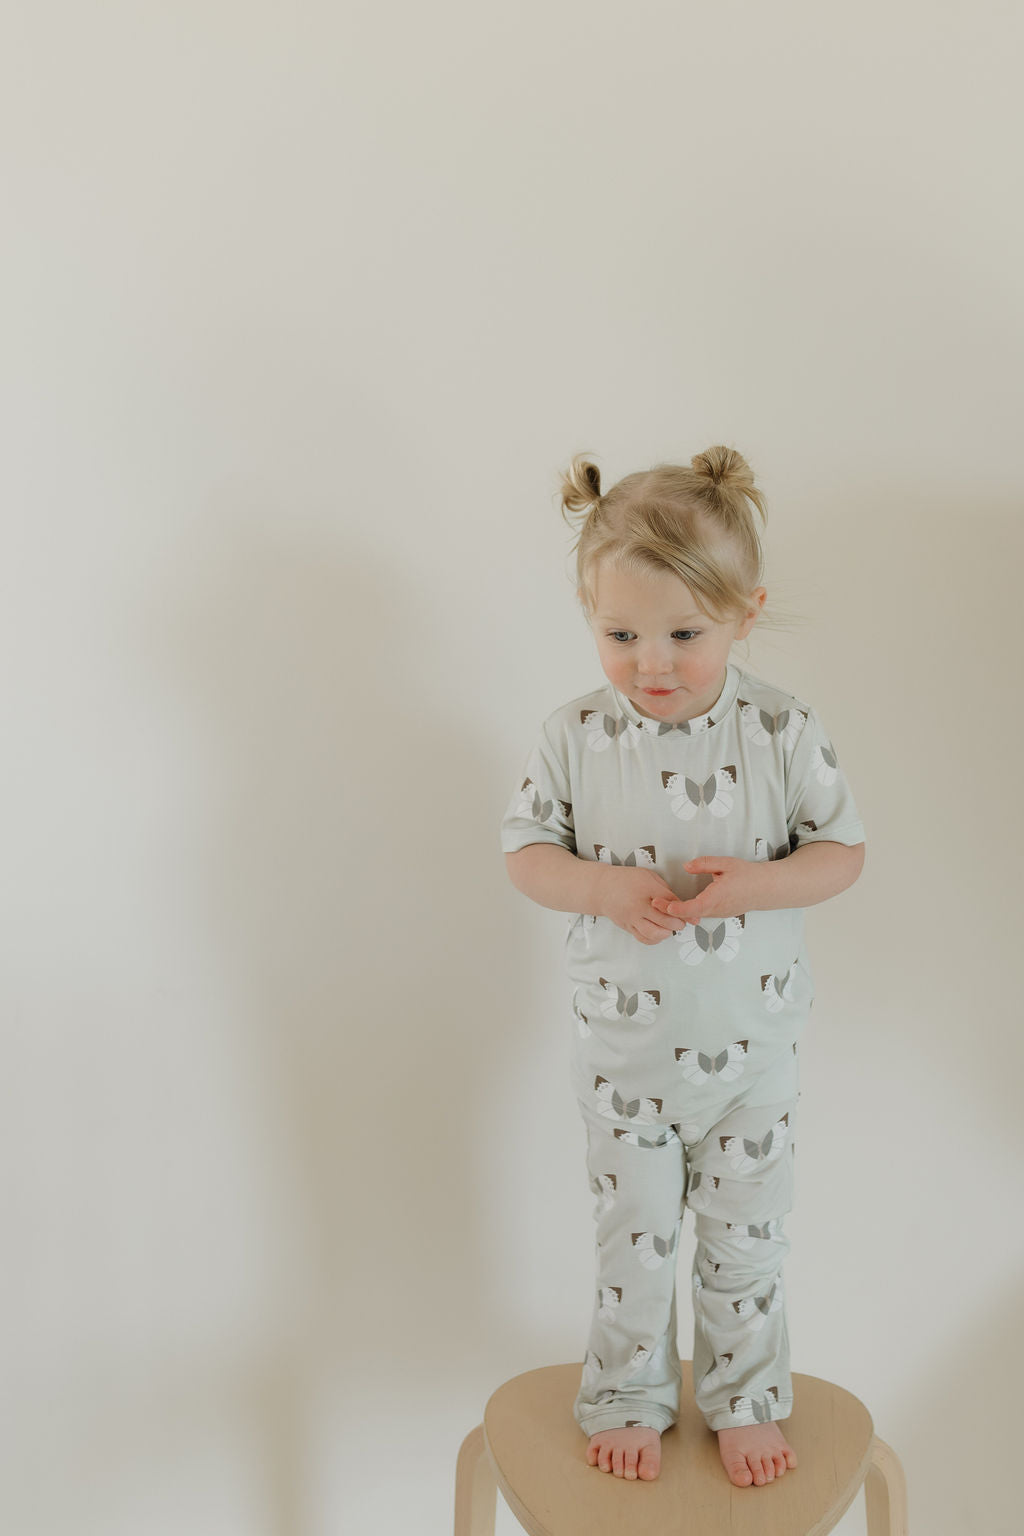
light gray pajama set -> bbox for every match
[500,662,865,1437]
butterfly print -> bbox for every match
[812,741,839,785]
[514,776,573,830]
[725,1220,785,1249]
[675,1040,748,1083]
[571,991,592,1037]
[760,963,799,1012]
[701,1353,737,1391]
[631,1229,678,1270]
[662,765,737,820]
[597,1286,622,1320]
[635,709,714,737]
[753,836,790,861]
[685,1171,719,1211]
[590,1172,617,1218]
[674,915,745,965]
[732,1280,784,1331]
[599,978,661,1023]
[594,843,657,867]
[581,709,641,752]
[720,1114,790,1172]
[738,700,806,747]
[594,1077,661,1123]
[729,1386,780,1422]
[622,1344,651,1378]
[615,1128,679,1148]
[581,1351,604,1388]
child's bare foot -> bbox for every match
[717,1422,797,1487]
[586,1425,662,1480]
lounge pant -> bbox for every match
[573,1048,799,1435]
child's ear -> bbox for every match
[737,587,766,638]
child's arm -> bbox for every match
[505,844,685,944]
[505,844,606,913]
[651,841,865,926]
[720,841,864,910]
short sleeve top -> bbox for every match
[500,663,864,1102]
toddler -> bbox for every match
[500,447,865,1489]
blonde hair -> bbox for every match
[558,446,772,626]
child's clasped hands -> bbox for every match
[598,857,768,945]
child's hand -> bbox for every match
[594,865,692,945]
[650,856,767,926]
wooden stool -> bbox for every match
[455,1361,907,1535]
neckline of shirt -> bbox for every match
[610,663,741,735]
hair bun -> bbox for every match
[559,453,603,517]
[691,445,753,490]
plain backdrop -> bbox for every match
[3,3,1022,1534]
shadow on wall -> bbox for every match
[141,483,512,1533]
[883,1260,1023,1536]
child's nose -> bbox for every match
[637,643,674,675]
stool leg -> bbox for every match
[455,1424,497,1536]
[864,1435,908,1536]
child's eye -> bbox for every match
[607,630,700,642]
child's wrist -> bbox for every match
[745,858,779,911]
[583,859,610,918]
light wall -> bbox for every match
[3,4,1021,1534]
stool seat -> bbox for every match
[455,1361,907,1536]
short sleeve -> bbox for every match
[784,706,865,848]
[500,715,577,855]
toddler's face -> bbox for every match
[584,560,764,725]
